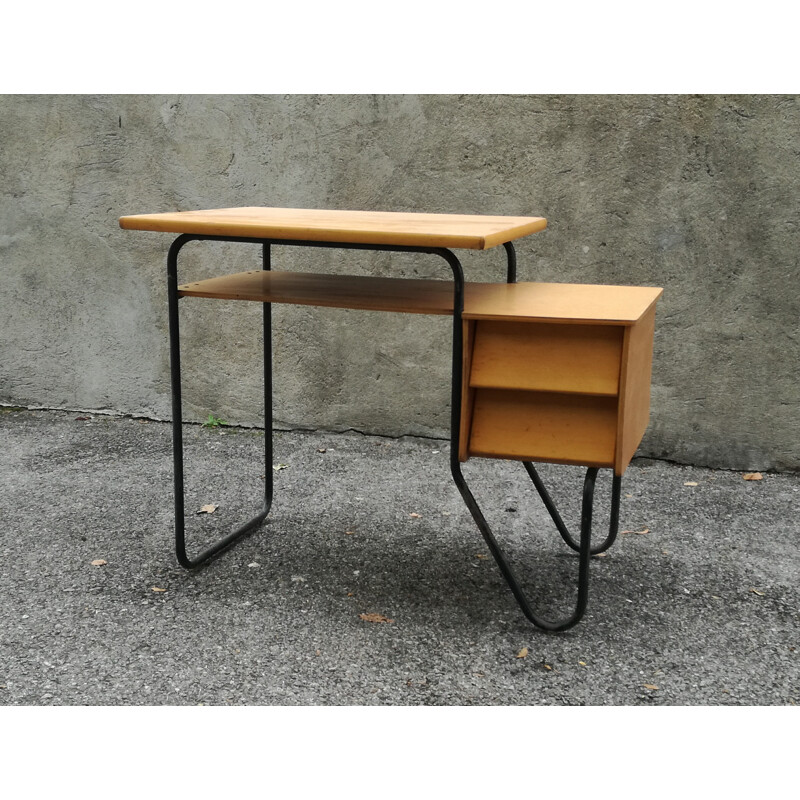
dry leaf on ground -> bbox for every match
[743,472,763,481]
[642,684,659,691]
[197,503,218,514]
[475,554,488,560]
[516,647,528,659]
[750,588,765,596]
[621,528,650,535]
[151,587,167,593]
[90,559,107,566]
[359,613,394,624]
[409,512,421,518]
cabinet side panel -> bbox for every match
[616,304,657,474]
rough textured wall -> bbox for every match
[1,95,798,470]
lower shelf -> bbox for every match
[468,388,618,467]
[177,270,465,315]
[178,270,458,315]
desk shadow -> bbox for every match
[164,506,692,638]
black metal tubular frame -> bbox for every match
[167,234,273,568]
[165,234,620,629]
[502,241,517,283]
[523,462,622,556]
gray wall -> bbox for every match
[1,95,798,470]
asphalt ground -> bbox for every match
[1,408,798,707]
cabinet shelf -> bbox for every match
[469,320,623,396]
[469,389,619,467]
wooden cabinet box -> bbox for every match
[459,282,662,475]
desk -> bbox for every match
[119,207,662,631]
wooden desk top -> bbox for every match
[118,206,547,250]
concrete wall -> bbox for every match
[1,95,798,470]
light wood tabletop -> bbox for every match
[119,206,547,250]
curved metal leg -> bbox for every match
[452,463,597,632]
[523,462,621,555]
[164,235,606,629]
[502,241,517,283]
[167,234,273,569]
[431,244,596,631]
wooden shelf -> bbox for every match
[179,272,663,326]
[178,270,459,315]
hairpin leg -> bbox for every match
[452,462,600,632]
[523,462,621,556]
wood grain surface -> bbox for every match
[469,321,623,395]
[178,271,663,325]
[120,206,547,250]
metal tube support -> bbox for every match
[167,234,271,569]
[452,454,597,632]
[502,239,620,559]
[435,244,599,631]
[523,462,622,556]
[262,244,274,515]
[503,241,517,284]
[163,233,608,629]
